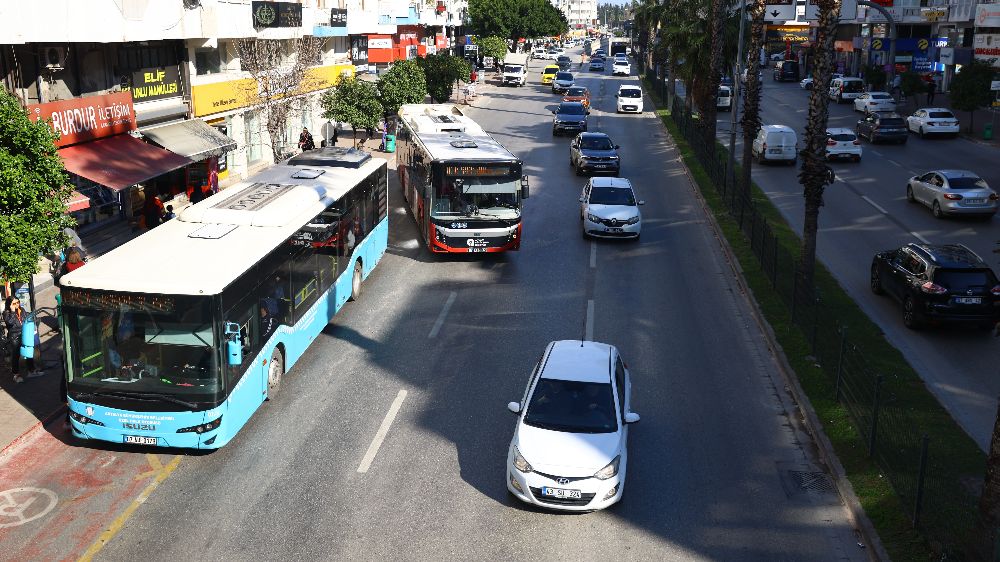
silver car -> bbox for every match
[906,170,998,219]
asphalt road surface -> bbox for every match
[713,76,1000,450]
[17,52,869,561]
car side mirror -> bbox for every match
[520,175,530,199]
[624,412,640,424]
[586,110,591,115]
[614,145,620,149]
[638,200,646,205]
[225,322,243,366]
[507,401,522,414]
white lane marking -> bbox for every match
[861,196,888,215]
[357,389,408,474]
[585,300,595,341]
[911,231,930,244]
[428,291,457,338]
[870,149,882,156]
[886,159,903,168]
[590,241,597,268]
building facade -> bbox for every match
[551,0,598,34]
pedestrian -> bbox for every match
[298,127,316,151]
[926,79,936,104]
[332,122,339,146]
[891,74,902,98]
[3,297,43,383]
[260,305,277,342]
[61,248,86,278]
[163,205,176,221]
[143,193,164,229]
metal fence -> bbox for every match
[657,84,977,556]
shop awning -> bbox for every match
[58,135,193,191]
[140,119,237,162]
[65,190,90,213]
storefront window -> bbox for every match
[246,112,262,163]
[195,48,222,75]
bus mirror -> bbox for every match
[20,315,36,359]
[521,175,530,199]
[225,322,242,366]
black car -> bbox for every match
[556,55,572,71]
[570,132,621,176]
[856,112,908,144]
[871,243,1000,329]
[772,60,799,82]
[552,102,589,135]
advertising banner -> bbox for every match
[123,66,182,103]
[28,91,136,147]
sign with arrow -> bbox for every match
[765,0,795,22]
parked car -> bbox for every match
[717,85,732,112]
[824,128,862,162]
[541,65,559,84]
[552,101,589,135]
[828,77,865,103]
[563,86,592,108]
[506,340,639,511]
[751,125,798,165]
[800,72,842,90]
[615,85,643,113]
[905,169,998,219]
[906,108,960,138]
[853,91,896,113]
[552,71,575,94]
[580,177,644,239]
[772,60,799,82]
[870,243,1000,329]
[856,112,908,144]
[570,132,621,176]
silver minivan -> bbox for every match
[752,125,798,165]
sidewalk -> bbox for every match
[1,135,398,454]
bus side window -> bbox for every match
[289,245,319,323]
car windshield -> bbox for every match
[934,269,996,291]
[929,111,954,119]
[619,89,641,98]
[555,72,573,80]
[581,136,614,150]
[544,67,558,74]
[871,93,891,100]
[719,90,730,98]
[947,176,988,190]
[589,186,636,205]
[558,104,586,115]
[524,378,618,434]
[567,87,587,96]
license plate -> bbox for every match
[769,148,782,153]
[469,247,487,253]
[964,199,985,204]
[542,486,582,499]
[124,435,158,445]
[594,164,607,168]
[955,297,982,304]
[606,227,624,232]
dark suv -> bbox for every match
[772,60,799,82]
[551,102,589,135]
[570,132,621,176]
[871,243,1000,329]
[856,112,908,144]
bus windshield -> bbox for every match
[434,165,522,220]
[62,290,221,403]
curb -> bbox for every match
[651,107,889,561]
[0,404,66,457]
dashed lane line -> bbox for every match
[861,195,889,215]
[590,241,597,268]
[356,389,408,474]
[585,300,595,341]
[428,291,457,338]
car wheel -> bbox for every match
[870,265,885,295]
[855,155,861,162]
[900,138,907,144]
[789,158,797,166]
[919,127,926,139]
[575,165,583,176]
[552,129,557,136]
[267,347,284,400]
[932,200,944,219]
[837,94,843,104]
[906,185,916,202]
[902,297,921,329]
[349,260,363,301]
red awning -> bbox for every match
[65,190,90,213]
[58,134,193,191]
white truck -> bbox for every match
[502,53,529,87]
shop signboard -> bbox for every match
[351,36,369,73]
[123,66,182,103]
[974,34,1000,68]
[331,8,347,27]
[938,47,954,65]
[976,4,1000,27]
[369,37,392,49]
[27,91,136,148]
[764,0,795,22]
[436,34,447,49]
[251,1,302,28]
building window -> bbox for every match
[246,112,263,164]
[195,48,222,75]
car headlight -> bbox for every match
[587,213,602,223]
[625,215,640,225]
[594,455,620,480]
[609,155,620,160]
[513,446,533,473]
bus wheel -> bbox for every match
[350,260,362,301]
[267,348,283,400]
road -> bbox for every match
[1,51,867,561]
[711,76,1000,450]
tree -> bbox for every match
[467,0,567,44]
[740,0,767,195]
[416,54,471,103]
[377,60,427,117]
[862,63,886,91]
[974,397,1000,560]
[321,76,383,146]
[949,60,995,133]
[0,89,73,283]
[796,0,842,291]
[474,36,509,67]
[234,36,326,163]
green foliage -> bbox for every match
[473,35,509,63]
[416,54,471,103]
[377,60,427,116]
[467,0,567,42]
[0,89,73,283]
[321,76,383,144]
[863,64,886,91]
[899,71,926,97]
[949,60,994,114]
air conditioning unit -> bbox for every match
[44,46,67,71]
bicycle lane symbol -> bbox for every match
[0,487,58,529]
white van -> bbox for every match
[828,77,865,103]
[717,86,732,112]
[752,125,798,165]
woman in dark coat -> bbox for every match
[3,297,42,383]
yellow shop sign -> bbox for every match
[192,78,259,117]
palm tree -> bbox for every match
[698,0,729,146]
[796,0,841,290]
[739,0,766,195]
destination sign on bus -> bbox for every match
[444,165,512,177]
[62,289,176,313]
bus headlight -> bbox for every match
[69,411,105,426]
[177,415,223,434]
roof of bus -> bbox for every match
[60,150,386,297]
[397,103,518,163]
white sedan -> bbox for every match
[507,340,639,511]
[906,107,960,138]
[853,91,896,113]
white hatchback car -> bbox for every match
[612,59,630,76]
[506,340,639,512]
[616,85,643,113]
[825,128,862,162]
[580,177,644,239]
[853,91,896,113]
[906,108,960,138]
